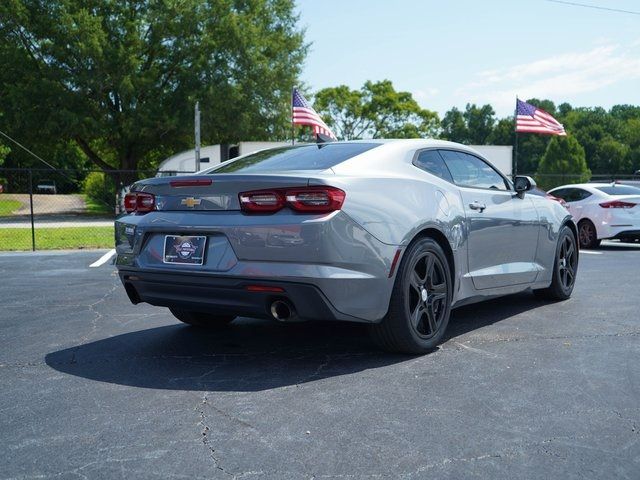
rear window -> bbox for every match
[208,143,380,174]
[595,185,640,195]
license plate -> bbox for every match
[163,235,207,265]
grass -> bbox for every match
[0,199,22,215]
[0,226,114,250]
[82,195,114,215]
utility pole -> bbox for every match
[194,101,201,172]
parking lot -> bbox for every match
[1,243,639,479]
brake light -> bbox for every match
[124,192,156,213]
[239,186,346,214]
[599,200,636,209]
[170,178,212,187]
[124,193,137,213]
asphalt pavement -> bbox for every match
[0,243,639,479]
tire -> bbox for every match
[533,225,578,301]
[169,308,236,328]
[577,219,600,249]
[370,237,452,354]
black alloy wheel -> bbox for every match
[578,219,600,249]
[370,237,452,354]
[534,225,578,300]
[405,250,449,339]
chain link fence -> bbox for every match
[0,168,192,251]
[0,168,638,251]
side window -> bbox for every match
[550,188,568,201]
[439,150,508,190]
[413,150,453,183]
[558,188,592,203]
[575,189,592,201]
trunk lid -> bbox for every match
[132,174,313,211]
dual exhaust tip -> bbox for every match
[270,299,298,322]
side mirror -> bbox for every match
[514,176,536,198]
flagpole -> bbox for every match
[514,95,518,178]
[291,86,295,146]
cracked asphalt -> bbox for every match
[1,243,639,479]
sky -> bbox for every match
[296,0,640,117]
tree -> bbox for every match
[592,136,631,175]
[313,80,439,140]
[536,135,591,190]
[0,0,306,173]
[440,103,495,144]
[440,108,468,143]
[463,104,496,144]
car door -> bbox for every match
[439,150,540,290]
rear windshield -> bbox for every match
[595,185,640,195]
[208,143,380,174]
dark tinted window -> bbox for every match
[595,185,640,195]
[208,143,380,173]
[439,150,508,190]
[413,150,453,183]
[552,188,591,202]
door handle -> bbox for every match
[469,201,486,212]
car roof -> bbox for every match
[549,183,605,192]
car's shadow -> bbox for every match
[45,292,542,392]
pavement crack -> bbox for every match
[197,393,235,478]
[69,280,119,364]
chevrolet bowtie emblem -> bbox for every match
[181,197,202,208]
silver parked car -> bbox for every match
[115,140,578,354]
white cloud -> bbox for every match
[456,43,640,116]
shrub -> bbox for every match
[82,172,115,208]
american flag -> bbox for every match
[516,99,566,136]
[292,88,336,140]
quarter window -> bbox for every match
[439,150,509,190]
[413,150,453,183]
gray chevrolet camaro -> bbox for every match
[115,139,578,354]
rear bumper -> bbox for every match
[114,210,400,322]
[118,269,370,323]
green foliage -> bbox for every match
[440,104,496,144]
[313,80,439,140]
[536,136,591,190]
[82,172,115,208]
[0,0,306,171]
[0,142,9,167]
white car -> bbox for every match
[549,183,640,248]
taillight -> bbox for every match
[239,186,345,214]
[285,187,346,212]
[124,192,156,213]
[239,190,285,213]
[599,200,636,209]
[124,193,137,213]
